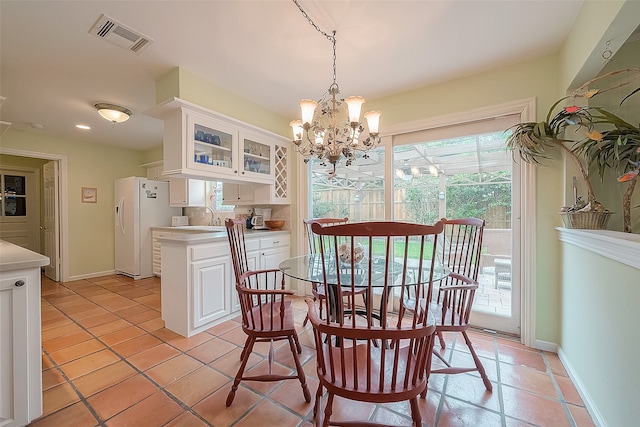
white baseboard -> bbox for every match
[557,346,605,427]
[66,269,116,281]
[531,338,557,352]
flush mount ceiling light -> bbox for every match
[289,0,381,170]
[94,103,132,123]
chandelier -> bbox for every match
[289,0,381,169]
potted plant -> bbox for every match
[505,97,612,229]
[571,101,640,233]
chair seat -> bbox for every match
[244,300,295,333]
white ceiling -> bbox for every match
[0,0,585,152]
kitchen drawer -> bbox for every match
[191,242,230,261]
[259,234,290,249]
[243,238,260,252]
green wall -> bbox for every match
[560,241,639,426]
[1,129,146,278]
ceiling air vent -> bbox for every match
[89,14,154,54]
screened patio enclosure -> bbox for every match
[308,129,514,318]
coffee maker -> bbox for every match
[251,208,271,230]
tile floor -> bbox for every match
[30,274,595,427]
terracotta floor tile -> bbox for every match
[137,317,166,332]
[42,367,66,391]
[87,374,158,421]
[499,362,558,398]
[162,411,209,427]
[123,309,160,325]
[73,361,137,397]
[48,338,106,365]
[32,274,595,427]
[104,391,184,427]
[497,344,547,372]
[234,399,303,427]
[75,312,120,329]
[166,332,214,352]
[42,330,93,353]
[186,336,237,364]
[269,374,318,417]
[41,323,84,341]
[192,385,262,426]
[164,365,229,406]
[437,396,503,426]
[568,403,596,427]
[546,351,569,377]
[88,318,132,337]
[127,343,181,371]
[30,401,98,427]
[59,349,121,379]
[444,373,499,412]
[324,395,376,424]
[110,333,163,358]
[145,353,204,387]
[42,382,80,416]
[556,375,584,406]
[100,325,146,346]
[502,385,572,426]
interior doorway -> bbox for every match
[0,148,67,282]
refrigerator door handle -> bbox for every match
[117,197,126,235]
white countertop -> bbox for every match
[0,240,50,271]
[157,228,289,244]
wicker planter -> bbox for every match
[559,211,613,230]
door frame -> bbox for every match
[0,147,69,282]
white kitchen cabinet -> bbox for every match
[222,141,290,205]
[0,242,49,427]
[158,231,289,337]
[146,98,288,186]
[160,238,233,337]
[168,178,205,207]
[221,183,255,204]
[152,230,173,276]
[192,255,231,328]
[143,161,166,181]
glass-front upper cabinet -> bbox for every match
[240,130,274,180]
[186,112,238,178]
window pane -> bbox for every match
[309,148,385,221]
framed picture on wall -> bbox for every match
[81,187,97,203]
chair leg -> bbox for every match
[462,330,492,391]
[313,383,323,417]
[409,396,422,425]
[226,335,256,406]
[437,331,446,349]
[287,335,311,402]
[293,330,302,354]
[323,392,334,427]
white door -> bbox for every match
[0,168,39,252]
[43,161,60,281]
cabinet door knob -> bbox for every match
[15,280,25,287]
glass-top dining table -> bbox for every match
[279,254,450,324]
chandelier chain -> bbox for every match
[292,0,338,86]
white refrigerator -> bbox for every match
[115,177,180,279]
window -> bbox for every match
[1,174,27,216]
[204,181,233,212]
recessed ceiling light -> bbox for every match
[76,124,91,130]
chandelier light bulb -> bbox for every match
[344,96,365,124]
[364,111,381,135]
[289,120,303,142]
[299,99,318,126]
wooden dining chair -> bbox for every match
[224,218,311,406]
[302,217,367,326]
[307,220,443,426]
[424,217,492,394]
